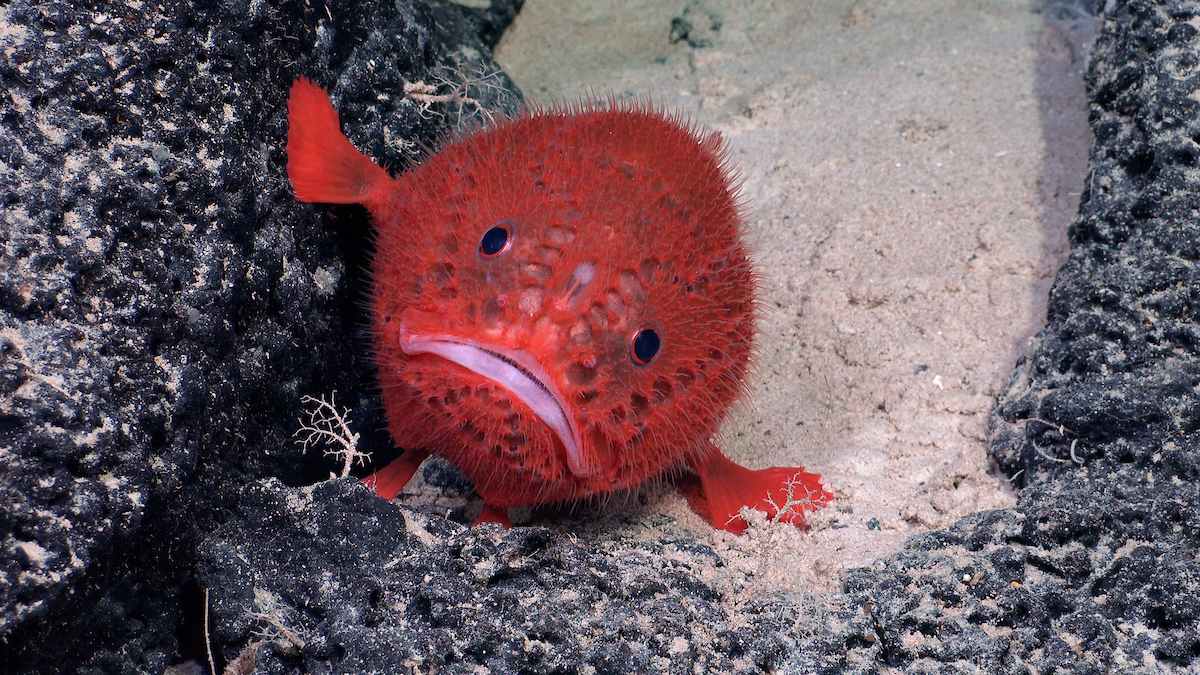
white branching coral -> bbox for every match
[295,392,369,478]
[402,64,507,126]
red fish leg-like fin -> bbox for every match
[684,445,833,534]
[286,77,392,204]
[361,449,431,501]
[474,502,512,529]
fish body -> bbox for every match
[286,77,831,532]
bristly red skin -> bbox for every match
[286,77,833,532]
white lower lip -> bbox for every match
[398,328,596,478]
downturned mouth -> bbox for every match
[398,315,599,478]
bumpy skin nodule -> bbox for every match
[286,77,830,530]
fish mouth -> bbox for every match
[398,312,598,478]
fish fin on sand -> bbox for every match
[682,445,832,534]
[362,449,431,501]
[286,77,392,204]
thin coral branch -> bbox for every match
[295,392,369,477]
[247,588,309,652]
[764,472,824,525]
[401,64,507,126]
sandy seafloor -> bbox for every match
[444,0,1097,595]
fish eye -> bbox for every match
[479,220,513,258]
[631,326,661,365]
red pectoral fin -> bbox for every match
[474,502,512,529]
[683,444,832,534]
[286,77,392,204]
[361,449,431,501]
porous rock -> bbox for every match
[199,477,815,675]
[839,0,1200,670]
[0,0,522,671]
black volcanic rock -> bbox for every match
[199,478,812,675]
[0,0,522,672]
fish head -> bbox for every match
[371,105,756,504]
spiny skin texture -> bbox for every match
[374,104,754,500]
[286,78,831,531]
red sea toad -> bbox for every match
[285,77,831,533]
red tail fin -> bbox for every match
[286,77,391,204]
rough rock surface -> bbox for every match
[200,478,819,675]
[5,0,1200,673]
[0,0,521,672]
[821,0,1200,669]
[833,0,1200,668]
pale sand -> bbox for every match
[490,0,1094,592]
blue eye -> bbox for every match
[631,327,661,365]
[480,221,513,258]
